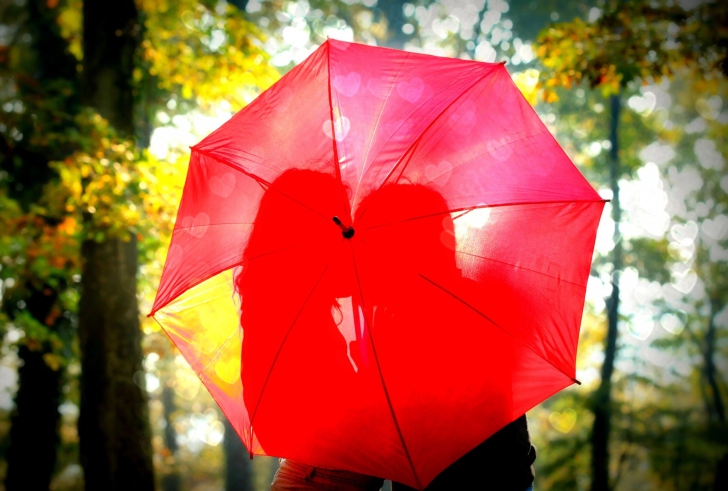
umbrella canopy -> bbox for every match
[150,39,605,489]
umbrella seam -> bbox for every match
[352,52,411,208]
[199,325,241,373]
[388,75,503,185]
[193,147,274,187]
[359,199,607,232]
[418,274,577,382]
[454,250,588,288]
[355,64,499,223]
[348,241,423,489]
[327,40,354,220]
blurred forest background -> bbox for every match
[0,0,726,490]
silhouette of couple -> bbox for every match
[235,169,535,490]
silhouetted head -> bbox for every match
[235,169,351,323]
[355,182,459,302]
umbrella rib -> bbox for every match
[192,147,330,222]
[356,65,497,223]
[418,274,580,385]
[360,199,607,232]
[347,243,423,490]
[455,250,588,289]
[248,264,330,431]
[327,40,354,218]
[351,52,411,209]
[408,128,549,186]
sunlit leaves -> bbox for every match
[137,0,279,110]
[512,68,539,105]
[48,111,141,241]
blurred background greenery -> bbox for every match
[0,0,725,490]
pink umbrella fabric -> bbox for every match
[149,39,605,488]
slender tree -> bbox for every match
[161,377,181,491]
[591,93,621,491]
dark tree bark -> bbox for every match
[705,297,726,423]
[77,1,154,489]
[4,289,64,491]
[224,419,254,491]
[80,0,139,132]
[161,382,181,491]
[78,239,154,490]
[715,453,728,491]
[590,93,622,491]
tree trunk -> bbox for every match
[77,1,154,489]
[4,290,63,491]
[78,238,154,490]
[590,93,621,491]
[224,419,254,491]
[705,297,726,423]
[161,381,181,491]
[81,0,138,133]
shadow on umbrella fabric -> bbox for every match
[234,169,519,487]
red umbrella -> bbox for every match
[150,39,605,488]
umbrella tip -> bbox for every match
[572,378,582,385]
[333,216,355,239]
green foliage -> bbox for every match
[623,238,670,284]
[49,111,145,241]
[137,0,279,110]
[537,1,728,99]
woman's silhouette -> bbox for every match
[235,169,383,490]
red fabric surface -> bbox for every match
[150,39,605,489]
